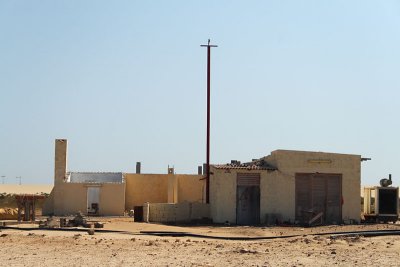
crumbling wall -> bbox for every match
[42,188,55,215]
[147,202,210,223]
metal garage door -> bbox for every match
[236,173,260,225]
[295,173,342,224]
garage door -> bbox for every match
[295,173,342,224]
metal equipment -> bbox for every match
[363,174,399,223]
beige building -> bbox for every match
[44,140,126,216]
[210,150,362,225]
[44,140,363,225]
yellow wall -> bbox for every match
[53,183,87,215]
[100,183,125,215]
[266,150,361,222]
[125,174,205,210]
[177,175,204,203]
[125,174,169,210]
[51,182,125,216]
[210,169,237,223]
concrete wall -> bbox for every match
[177,175,204,203]
[98,183,125,216]
[53,183,87,215]
[147,202,210,223]
[125,174,204,210]
[210,150,361,224]
[210,169,237,223]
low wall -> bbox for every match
[146,202,210,223]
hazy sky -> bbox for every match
[1,1,399,185]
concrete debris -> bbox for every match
[39,217,59,228]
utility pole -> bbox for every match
[201,39,217,204]
[16,176,21,185]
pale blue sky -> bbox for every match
[0,1,399,185]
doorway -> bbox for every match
[87,187,100,215]
[236,173,260,225]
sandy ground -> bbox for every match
[1,218,400,266]
[0,185,52,195]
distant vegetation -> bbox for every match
[0,192,48,209]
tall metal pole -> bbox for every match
[201,39,217,204]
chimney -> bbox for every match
[54,139,68,184]
[136,162,141,174]
[203,163,207,175]
[198,166,202,175]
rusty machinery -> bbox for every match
[363,174,399,223]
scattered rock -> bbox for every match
[1,234,8,237]
[145,240,156,246]
[238,248,258,254]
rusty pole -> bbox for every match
[201,39,217,204]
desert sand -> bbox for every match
[1,218,400,266]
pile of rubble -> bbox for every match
[39,212,104,229]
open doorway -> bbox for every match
[87,187,100,215]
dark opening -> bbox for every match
[134,206,144,222]
[379,189,397,214]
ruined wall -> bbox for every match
[147,202,210,223]
[42,188,54,215]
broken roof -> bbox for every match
[67,172,124,184]
[213,159,277,171]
